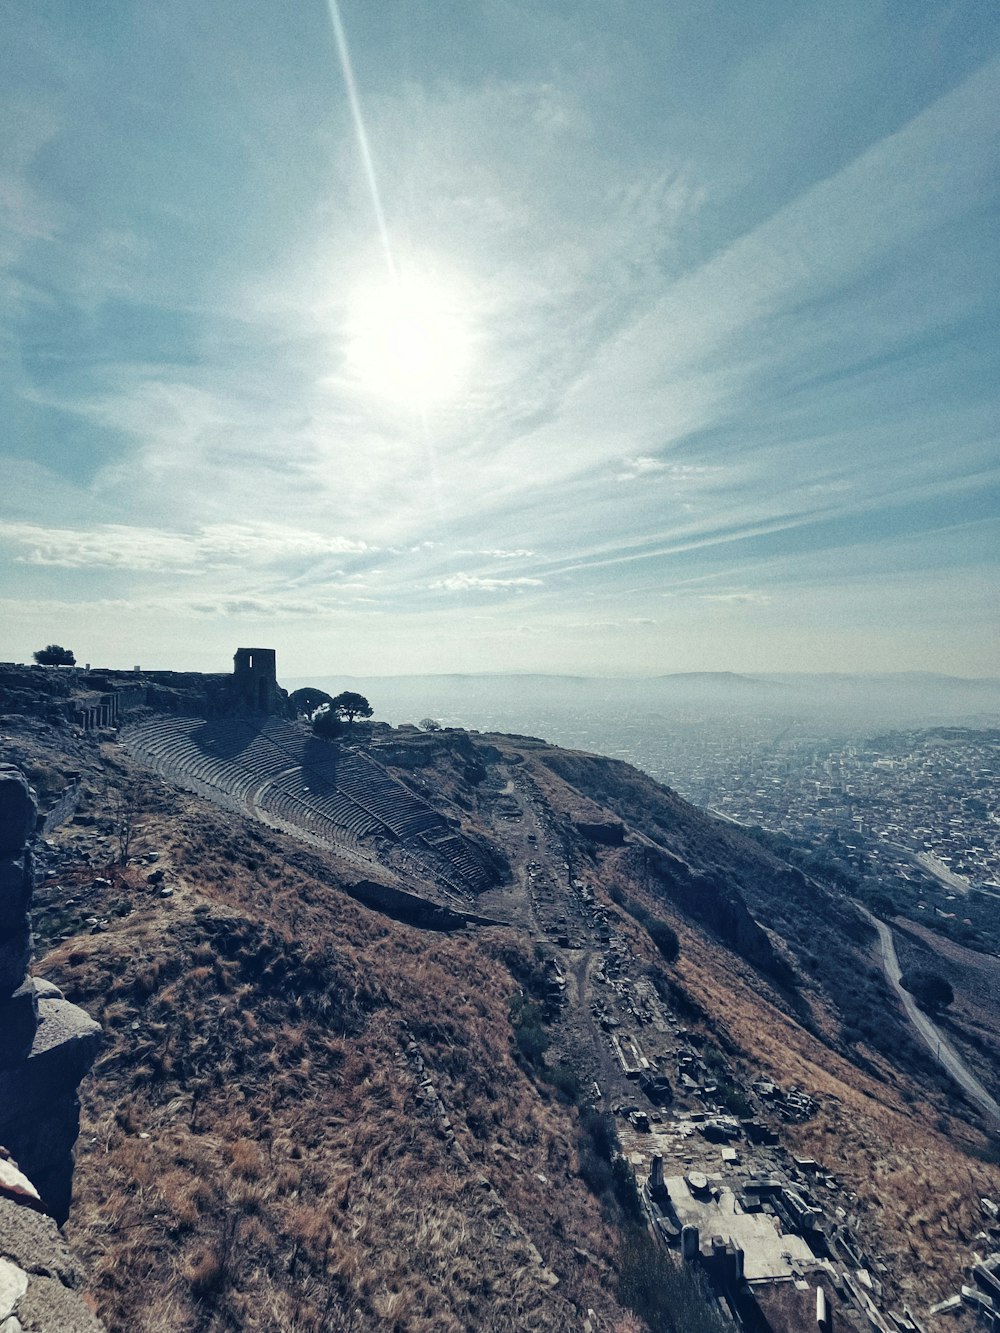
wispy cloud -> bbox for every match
[696,591,773,606]
[430,573,544,593]
[456,548,537,560]
[615,456,666,481]
[0,521,371,572]
[0,6,996,674]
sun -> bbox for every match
[345,266,473,410]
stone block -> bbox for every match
[0,1196,105,1329]
[15,1269,105,1332]
[0,771,35,856]
[0,928,31,999]
[0,1000,100,1124]
[0,979,39,1069]
[0,858,32,934]
[30,977,63,1001]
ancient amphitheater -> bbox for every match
[122,715,497,902]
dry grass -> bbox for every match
[42,780,624,1333]
[23,721,998,1329]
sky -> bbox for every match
[2,0,998,678]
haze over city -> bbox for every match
[2,2,998,677]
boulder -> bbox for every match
[0,929,32,999]
[0,1192,106,1330]
[0,771,36,857]
[0,979,39,1070]
[0,858,33,934]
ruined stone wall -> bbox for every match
[37,776,83,838]
[0,653,293,726]
[0,765,100,1225]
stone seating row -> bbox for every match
[257,780,379,842]
[255,786,355,845]
[270,771,380,838]
[333,755,443,838]
[125,718,492,891]
[129,732,261,804]
[127,719,299,804]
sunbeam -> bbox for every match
[326,0,396,279]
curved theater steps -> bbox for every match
[122,717,496,896]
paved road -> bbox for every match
[859,905,1000,1125]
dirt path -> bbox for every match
[860,905,1000,1125]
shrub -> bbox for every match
[546,1061,582,1103]
[312,707,343,739]
[33,644,75,666]
[647,918,680,963]
[617,1229,729,1333]
[510,996,548,1067]
[611,1156,644,1224]
[900,969,954,1013]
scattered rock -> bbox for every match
[0,1259,28,1322]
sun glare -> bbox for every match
[345,268,473,410]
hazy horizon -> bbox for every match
[3,4,998,676]
[285,668,1000,731]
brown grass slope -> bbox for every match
[13,718,1000,1327]
[39,784,627,1333]
[527,742,948,1070]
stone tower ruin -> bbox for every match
[232,647,280,714]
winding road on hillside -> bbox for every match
[859,905,1000,1125]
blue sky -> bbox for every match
[2,0,998,676]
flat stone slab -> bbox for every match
[27,980,61,1002]
[0,1159,41,1214]
[0,1260,28,1321]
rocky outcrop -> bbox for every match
[0,1152,105,1331]
[628,844,793,986]
[0,765,100,1225]
[574,819,626,846]
[343,878,501,929]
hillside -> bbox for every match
[3,706,1000,1332]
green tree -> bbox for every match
[289,687,334,718]
[900,969,954,1013]
[312,706,343,739]
[33,644,76,666]
[330,691,373,723]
